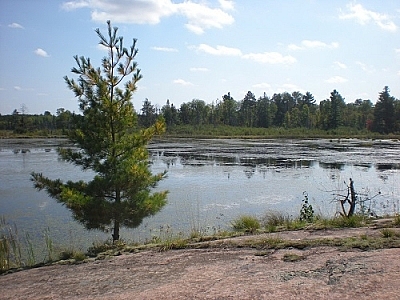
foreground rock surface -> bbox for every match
[2,227,400,300]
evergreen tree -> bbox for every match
[373,86,395,133]
[240,91,256,127]
[328,89,345,129]
[221,92,238,126]
[140,98,157,127]
[31,21,167,242]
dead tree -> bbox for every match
[337,178,381,218]
[339,178,357,217]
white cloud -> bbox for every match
[13,86,35,92]
[34,48,49,57]
[62,0,234,34]
[339,3,397,32]
[288,44,303,51]
[194,44,242,56]
[190,67,209,72]
[219,0,234,11]
[355,61,374,73]
[395,48,400,54]
[289,40,339,50]
[325,76,348,83]
[177,1,234,34]
[333,61,347,69]
[192,43,296,64]
[62,0,89,10]
[397,70,400,76]
[281,83,300,91]
[242,52,296,64]
[173,79,194,86]
[252,82,271,89]
[151,46,178,52]
[8,23,24,29]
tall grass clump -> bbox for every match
[313,214,366,229]
[0,217,64,273]
[231,215,260,233]
[393,214,400,226]
[262,211,291,232]
[0,217,27,273]
[43,227,54,262]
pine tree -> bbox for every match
[31,21,167,242]
[373,86,395,134]
[328,89,345,129]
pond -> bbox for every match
[0,138,399,259]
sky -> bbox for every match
[0,0,399,115]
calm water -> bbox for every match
[1,138,399,257]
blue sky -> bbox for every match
[0,0,399,115]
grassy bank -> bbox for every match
[2,214,400,275]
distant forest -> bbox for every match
[1,86,399,135]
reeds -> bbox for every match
[0,217,57,273]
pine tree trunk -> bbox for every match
[112,219,120,242]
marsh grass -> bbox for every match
[231,215,261,233]
[262,211,289,232]
[311,215,366,230]
[262,212,311,232]
[43,227,54,262]
[0,217,86,273]
[158,235,188,252]
[1,217,24,272]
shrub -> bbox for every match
[231,215,260,233]
[299,192,314,222]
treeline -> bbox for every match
[1,86,399,135]
[0,108,73,135]
[149,86,399,134]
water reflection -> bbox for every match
[376,163,400,171]
[319,162,345,170]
